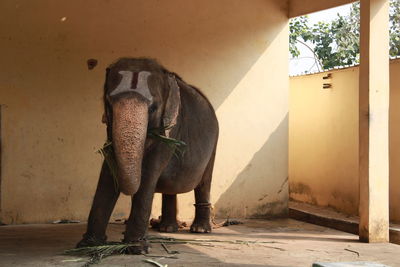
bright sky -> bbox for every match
[289,4,353,76]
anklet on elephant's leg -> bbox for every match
[194,202,212,208]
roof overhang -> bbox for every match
[289,0,358,18]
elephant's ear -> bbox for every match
[163,74,181,138]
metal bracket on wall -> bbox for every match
[323,73,332,89]
[322,73,332,80]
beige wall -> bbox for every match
[290,59,400,222]
[0,0,289,224]
[289,67,359,215]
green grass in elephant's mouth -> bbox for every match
[97,126,187,192]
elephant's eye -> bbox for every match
[149,104,157,113]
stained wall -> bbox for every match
[289,59,400,222]
[0,0,289,224]
[289,67,359,215]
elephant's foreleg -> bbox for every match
[122,181,156,254]
[77,161,120,247]
[123,146,173,254]
[190,150,216,233]
[158,194,179,232]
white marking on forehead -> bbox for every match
[110,70,153,103]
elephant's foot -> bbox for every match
[158,219,179,233]
[191,202,212,233]
[190,218,212,233]
[76,233,107,248]
[122,238,150,255]
[150,217,187,232]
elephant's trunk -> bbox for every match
[112,97,148,195]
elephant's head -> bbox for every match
[102,58,180,195]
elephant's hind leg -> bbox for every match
[158,194,179,232]
[76,161,120,247]
[190,149,216,233]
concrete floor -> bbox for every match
[289,201,400,245]
[0,219,399,267]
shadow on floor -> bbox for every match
[1,219,399,266]
[0,222,284,266]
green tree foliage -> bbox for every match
[390,0,400,55]
[290,0,400,71]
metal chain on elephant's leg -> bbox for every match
[193,202,212,208]
[205,203,244,228]
[193,202,222,229]
[209,204,227,229]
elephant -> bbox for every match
[77,58,219,254]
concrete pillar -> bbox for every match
[359,0,390,242]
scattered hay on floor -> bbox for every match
[64,235,282,266]
[64,243,135,266]
[143,259,168,267]
[211,218,244,229]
